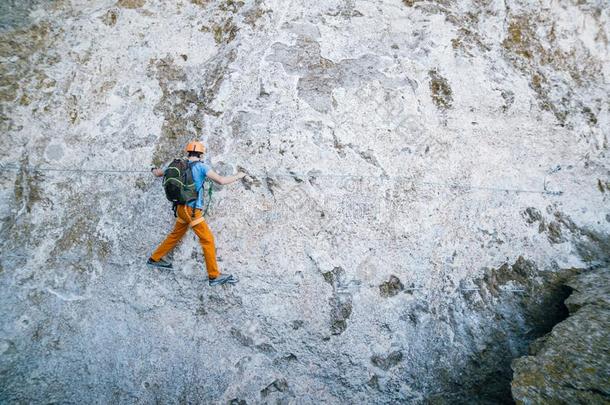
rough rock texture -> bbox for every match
[0,0,608,403]
[512,267,610,404]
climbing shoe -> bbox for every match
[147,257,173,270]
[209,274,238,286]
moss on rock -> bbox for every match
[116,0,145,9]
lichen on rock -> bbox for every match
[116,0,145,9]
[428,69,453,110]
[101,9,119,26]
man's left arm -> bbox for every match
[151,160,171,177]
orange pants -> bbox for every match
[151,204,220,279]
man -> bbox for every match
[147,141,246,286]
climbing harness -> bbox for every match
[176,204,206,227]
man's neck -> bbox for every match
[188,157,200,162]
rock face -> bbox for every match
[512,267,610,404]
[0,0,608,403]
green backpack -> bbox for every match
[163,159,199,205]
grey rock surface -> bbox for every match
[0,0,608,403]
[511,267,610,404]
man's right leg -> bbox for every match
[150,213,189,262]
[191,219,220,280]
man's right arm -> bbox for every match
[207,170,246,185]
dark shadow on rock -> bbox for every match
[260,378,289,398]
[442,257,579,404]
[371,350,403,371]
[512,267,610,403]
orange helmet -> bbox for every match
[185,141,205,154]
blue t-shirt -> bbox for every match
[187,162,210,209]
[163,160,210,209]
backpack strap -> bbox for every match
[187,160,203,220]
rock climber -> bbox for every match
[147,140,246,286]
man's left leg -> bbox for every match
[150,216,189,265]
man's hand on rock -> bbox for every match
[151,168,164,177]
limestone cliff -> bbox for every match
[0,0,608,403]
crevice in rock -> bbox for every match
[322,267,353,336]
[454,224,608,403]
[148,53,232,166]
[511,267,610,403]
[445,257,582,404]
